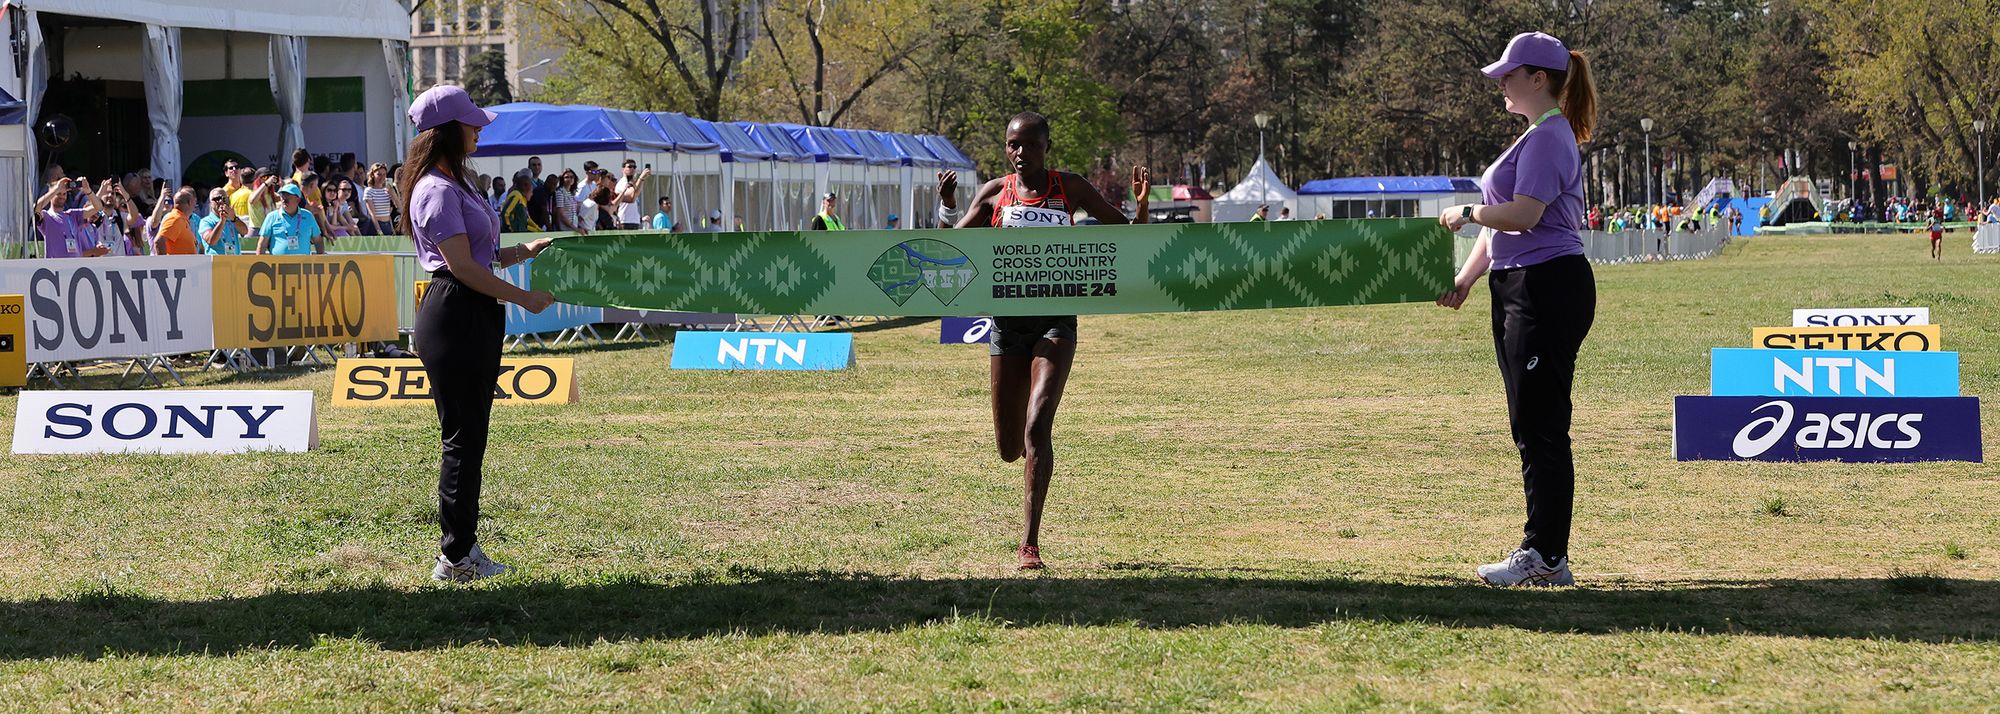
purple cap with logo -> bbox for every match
[408,85,498,133]
[1481,32,1570,78]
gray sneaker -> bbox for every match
[432,544,512,582]
[1475,547,1573,587]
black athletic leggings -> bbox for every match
[1487,253,1595,563]
[414,270,506,562]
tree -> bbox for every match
[461,49,513,107]
[520,0,756,119]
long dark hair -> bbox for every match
[397,122,473,235]
[1525,50,1597,144]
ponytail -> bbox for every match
[1558,50,1596,143]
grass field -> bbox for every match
[2,233,1997,710]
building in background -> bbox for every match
[409,0,560,99]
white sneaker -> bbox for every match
[432,544,512,582]
[1475,547,1573,587]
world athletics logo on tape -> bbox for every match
[670,332,855,371]
[1710,348,1960,398]
[870,239,976,307]
[1792,307,1930,327]
[1752,325,1941,351]
[11,390,318,455]
[940,317,993,344]
[1672,395,1982,462]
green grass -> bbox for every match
[2,233,1998,710]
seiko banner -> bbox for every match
[12,390,319,454]
[210,255,398,348]
[1673,396,1982,463]
[1791,307,1930,327]
[0,256,216,363]
[1,294,24,388]
[1752,325,1941,351]
[1710,348,1960,398]
[670,332,856,370]
[331,358,581,405]
[940,316,994,344]
[502,259,603,335]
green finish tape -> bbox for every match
[531,219,1455,316]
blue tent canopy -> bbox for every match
[646,112,720,154]
[879,132,943,168]
[689,118,771,163]
[830,128,902,166]
[0,86,23,125]
[737,122,811,162]
[777,124,864,163]
[475,102,675,155]
[917,135,976,170]
[1298,176,1480,195]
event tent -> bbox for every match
[1297,176,1482,221]
[3,0,412,257]
[1211,157,1296,222]
[473,103,724,232]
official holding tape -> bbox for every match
[400,85,557,583]
[1437,32,1598,587]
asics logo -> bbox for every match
[1730,399,1925,458]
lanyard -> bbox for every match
[1531,107,1562,127]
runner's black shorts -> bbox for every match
[990,315,1078,357]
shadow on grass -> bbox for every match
[4,569,1996,659]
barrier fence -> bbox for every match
[1454,225,1733,267]
[1977,224,2000,254]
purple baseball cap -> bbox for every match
[408,85,498,134]
[1482,32,1570,78]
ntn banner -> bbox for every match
[670,331,855,370]
[532,219,1454,316]
[1710,348,1960,398]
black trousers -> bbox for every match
[1488,254,1595,563]
[414,270,506,562]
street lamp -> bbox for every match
[1253,112,1271,161]
[817,109,834,127]
[1975,120,1988,205]
[512,57,553,76]
[1640,117,1654,206]
[1616,143,1627,205]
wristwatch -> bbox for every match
[1460,205,1474,222]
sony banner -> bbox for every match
[1792,307,1930,327]
[12,390,319,454]
[670,332,855,371]
[0,256,216,363]
[331,358,581,406]
[1673,396,1982,463]
[1710,348,1960,398]
[502,259,602,335]
[940,316,993,344]
[1752,325,1941,351]
[210,255,399,348]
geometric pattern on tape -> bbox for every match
[867,238,976,307]
[1145,218,1453,311]
[540,231,835,314]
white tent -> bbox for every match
[1212,157,1297,222]
[4,0,411,257]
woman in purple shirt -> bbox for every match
[1436,32,1597,587]
[399,85,558,583]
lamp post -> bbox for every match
[1976,120,1988,206]
[1640,117,1654,206]
[1847,141,1857,202]
[1616,143,1627,205]
[817,109,834,127]
[513,57,552,98]
[1253,112,1271,162]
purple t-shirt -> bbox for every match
[1481,115,1585,270]
[38,208,92,258]
[409,169,500,273]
